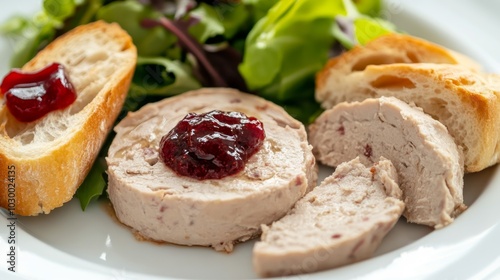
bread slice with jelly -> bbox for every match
[0,21,137,215]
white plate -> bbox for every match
[1,1,500,279]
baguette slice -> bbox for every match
[316,62,500,173]
[0,21,137,215]
[106,88,317,252]
[316,33,480,99]
[253,157,404,277]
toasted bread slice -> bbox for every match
[316,33,481,96]
[0,21,137,215]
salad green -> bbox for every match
[239,0,394,122]
[97,1,174,57]
[0,0,393,210]
[74,157,106,210]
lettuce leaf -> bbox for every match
[213,3,250,40]
[43,0,77,20]
[57,0,103,34]
[333,0,395,48]
[239,0,395,122]
[241,0,279,23]
[97,0,175,57]
[74,158,106,211]
[0,16,56,68]
[188,3,225,43]
[239,0,347,104]
[141,16,247,90]
[126,56,201,111]
[354,16,395,45]
[353,0,382,17]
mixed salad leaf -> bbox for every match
[0,0,394,210]
[74,157,106,210]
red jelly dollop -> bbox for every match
[159,110,266,180]
[0,62,76,122]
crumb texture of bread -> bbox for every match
[106,88,317,252]
[252,157,404,278]
[0,21,137,215]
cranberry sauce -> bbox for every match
[0,63,76,122]
[159,110,266,180]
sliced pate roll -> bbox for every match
[253,157,404,277]
[309,96,466,228]
[106,88,317,252]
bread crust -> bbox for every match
[316,33,480,91]
[0,21,137,215]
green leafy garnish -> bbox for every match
[58,0,103,33]
[239,0,395,122]
[74,159,106,211]
[43,0,76,21]
[188,3,226,43]
[333,0,395,48]
[213,3,250,40]
[238,0,347,122]
[126,56,201,111]
[353,0,382,17]
[0,14,56,68]
[97,0,175,57]
[242,0,280,23]
[354,17,395,45]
